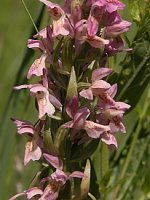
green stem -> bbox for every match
[100,143,109,178]
[120,89,149,179]
[117,56,149,100]
[118,136,150,200]
[21,0,39,33]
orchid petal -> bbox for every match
[40,0,64,19]
[27,54,47,79]
[98,92,116,106]
[101,10,121,26]
[26,187,43,199]
[37,92,55,118]
[72,4,82,24]
[53,18,70,37]
[91,80,111,94]
[9,192,25,200]
[30,84,47,94]
[69,171,84,179]
[114,101,131,111]
[12,118,34,135]
[84,120,110,138]
[75,20,87,40]
[34,27,47,38]
[39,185,58,200]
[87,15,99,36]
[105,20,132,37]
[12,118,33,127]
[63,0,72,13]
[87,35,109,48]
[107,84,118,98]
[39,0,54,8]
[49,94,62,111]
[27,39,45,51]
[92,68,112,82]
[63,121,74,128]
[66,96,79,118]
[51,169,68,184]
[79,88,93,100]
[24,141,42,165]
[14,84,32,90]
[43,153,63,169]
[110,122,126,133]
[101,132,118,147]
[105,0,125,13]
[17,127,34,135]
[73,108,90,129]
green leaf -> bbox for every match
[115,28,150,109]
[117,137,150,200]
[77,82,91,91]
[66,66,78,100]
[62,38,74,72]
[43,129,58,155]
[54,126,70,158]
[73,159,91,200]
[53,37,64,65]
[80,159,91,199]
[100,143,109,178]
[100,170,112,189]
[128,0,141,23]
[141,166,150,195]
[71,140,99,162]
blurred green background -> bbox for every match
[0,0,150,199]
[0,1,42,198]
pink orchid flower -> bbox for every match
[80,67,114,104]
[10,170,83,200]
[43,153,63,170]
[86,0,124,34]
[98,0,125,13]
[27,26,53,78]
[75,20,109,48]
[63,96,110,139]
[101,10,121,26]
[9,187,43,200]
[95,105,129,148]
[100,131,118,147]
[105,36,133,56]
[39,168,84,200]
[12,118,42,165]
[40,153,84,200]
[63,0,82,24]
[10,152,84,200]
[98,83,130,110]
[39,0,72,37]
[97,84,130,134]
[96,108,126,133]
[14,73,62,119]
[105,20,132,37]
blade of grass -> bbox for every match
[21,0,39,33]
[112,86,150,199]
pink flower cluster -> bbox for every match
[11,0,131,199]
[10,152,83,199]
[64,68,130,147]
